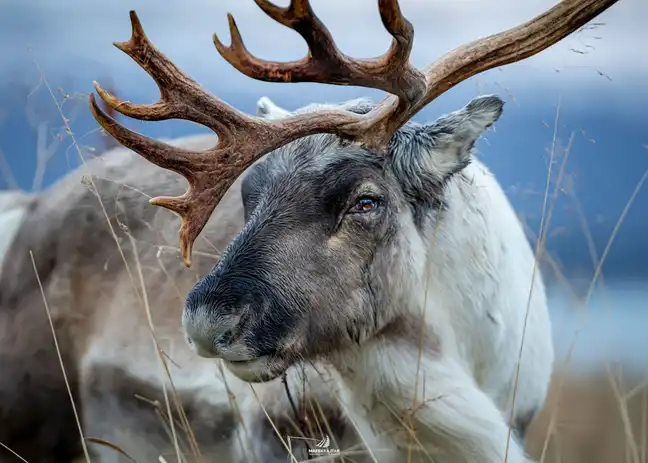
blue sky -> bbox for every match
[0,0,646,286]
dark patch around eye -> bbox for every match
[319,158,384,214]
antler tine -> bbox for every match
[99,11,178,122]
[213,0,426,104]
[91,91,243,267]
[93,82,170,121]
[89,93,200,179]
[99,11,256,137]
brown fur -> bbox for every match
[376,313,441,355]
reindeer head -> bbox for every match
[90,0,619,382]
[180,95,503,381]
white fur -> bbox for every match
[256,96,554,463]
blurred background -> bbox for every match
[1,0,647,461]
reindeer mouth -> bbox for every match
[223,354,287,383]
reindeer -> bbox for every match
[83,0,619,462]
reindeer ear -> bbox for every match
[431,94,504,151]
[390,95,504,204]
[420,94,504,178]
[256,96,292,120]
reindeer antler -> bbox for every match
[90,0,620,267]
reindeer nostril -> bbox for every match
[182,305,245,359]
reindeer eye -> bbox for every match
[350,197,379,214]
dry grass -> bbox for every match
[527,371,648,463]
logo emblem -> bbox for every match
[286,433,340,458]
